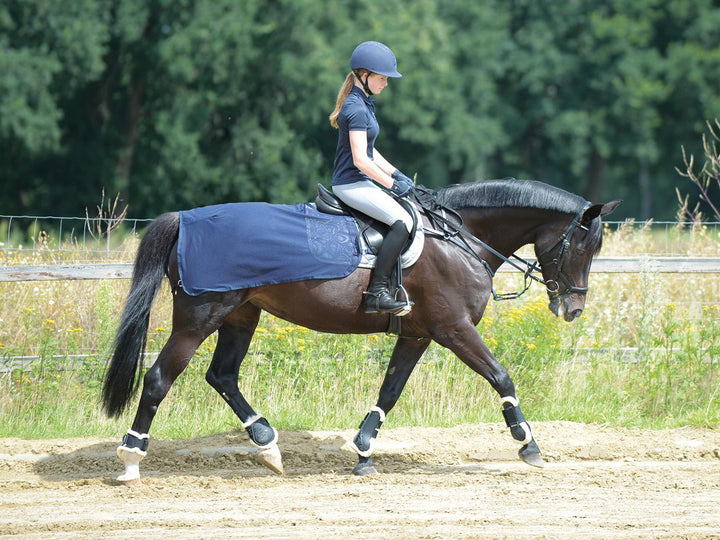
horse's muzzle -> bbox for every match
[548,293,585,322]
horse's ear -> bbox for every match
[581,200,622,226]
[600,199,622,217]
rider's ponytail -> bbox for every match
[329,71,360,128]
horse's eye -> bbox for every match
[575,247,585,255]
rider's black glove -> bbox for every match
[390,170,414,198]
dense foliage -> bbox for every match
[2,0,720,219]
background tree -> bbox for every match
[2,0,720,219]
[0,0,109,212]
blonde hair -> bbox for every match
[329,71,364,128]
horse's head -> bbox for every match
[535,200,621,322]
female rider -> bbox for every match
[329,41,415,315]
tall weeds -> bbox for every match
[1,225,719,438]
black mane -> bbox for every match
[437,179,587,214]
[435,178,603,252]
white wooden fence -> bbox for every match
[1,257,717,372]
[2,257,720,282]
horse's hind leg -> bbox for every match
[204,304,283,474]
[116,329,207,482]
[351,336,431,475]
[116,293,243,482]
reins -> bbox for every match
[410,186,589,301]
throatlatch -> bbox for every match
[500,396,533,445]
[351,406,385,457]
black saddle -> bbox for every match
[314,184,416,255]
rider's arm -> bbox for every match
[349,130,395,189]
[372,148,399,179]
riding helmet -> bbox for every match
[350,41,402,78]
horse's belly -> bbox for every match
[247,277,386,335]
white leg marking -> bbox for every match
[117,445,146,482]
[257,442,284,475]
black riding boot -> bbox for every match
[364,220,411,315]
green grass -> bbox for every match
[1,223,719,439]
[1,283,718,439]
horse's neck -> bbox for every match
[458,207,561,267]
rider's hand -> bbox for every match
[390,170,414,198]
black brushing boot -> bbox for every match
[364,220,411,315]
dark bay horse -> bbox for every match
[102,179,620,481]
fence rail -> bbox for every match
[2,257,720,282]
[0,263,131,281]
[3,216,720,258]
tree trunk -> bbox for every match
[584,151,606,203]
[113,78,145,190]
[639,159,652,219]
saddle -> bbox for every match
[314,184,424,269]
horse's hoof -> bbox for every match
[520,452,546,468]
[257,444,284,475]
[352,461,378,476]
[117,467,142,485]
[118,477,142,487]
[117,470,141,482]
[117,446,144,482]
[519,440,545,468]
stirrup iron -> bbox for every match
[363,287,408,315]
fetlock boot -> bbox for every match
[364,221,411,315]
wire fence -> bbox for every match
[2,215,720,371]
[2,215,720,263]
[0,214,153,263]
[602,220,720,257]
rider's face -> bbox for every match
[366,73,388,95]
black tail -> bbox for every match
[101,212,180,418]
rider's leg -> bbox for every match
[332,181,413,314]
[363,220,410,314]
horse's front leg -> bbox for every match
[351,336,431,476]
[433,324,545,468]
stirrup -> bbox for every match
[363,288,412,315]
[393,284,413,316]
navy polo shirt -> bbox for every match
[332,86,380,186]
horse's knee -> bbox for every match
[205,367,223,392]
[205,368,239,396]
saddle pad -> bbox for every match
[177,202,362,295]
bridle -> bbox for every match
[533,202,592,299]
[412,187,592,301]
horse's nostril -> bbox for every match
[571,308,583,319]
